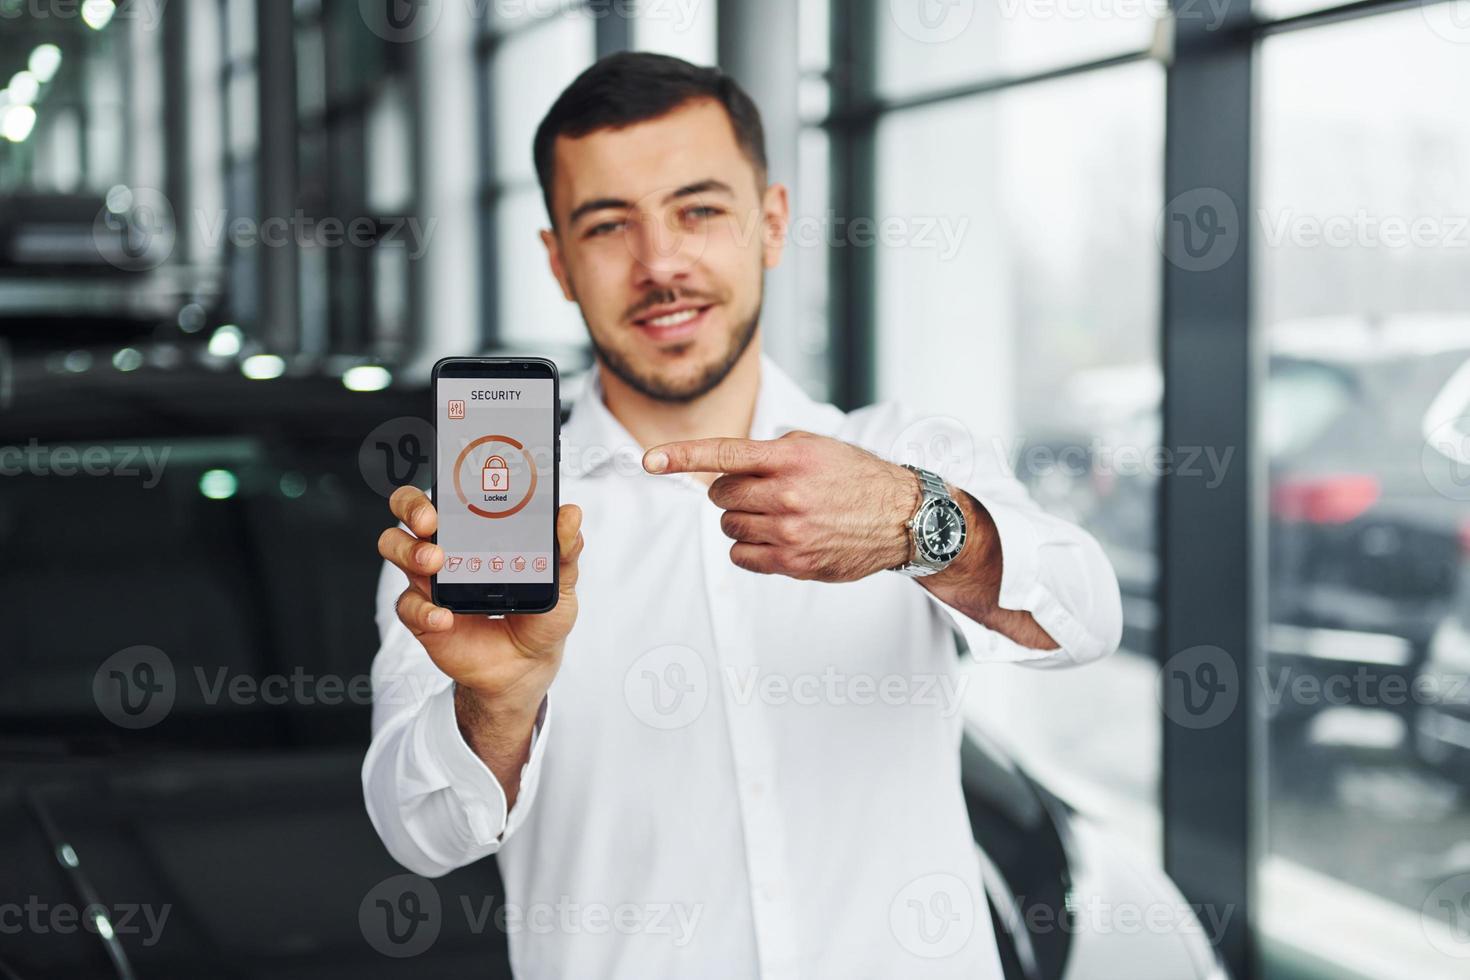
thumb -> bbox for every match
[556,504,584,598]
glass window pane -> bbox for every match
[226,160,259,327]
[632,0,718,62]
[1256,0,1355,18]
[1257,10,1470,978]
[487,0,585,32]
[189,0,226,260]
[793,126,832,400]
[495,187,587,348]
[491,13,597,184]
[876,1,1159,98]
[296,23,326,118]
[226,0,257,62]
[366,78,413,213]
[372,241,410,349]
[327,0,385,103]
[800,0,830,72]
[226,69,258,159]
[876,62,1165,856]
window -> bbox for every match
[1256,8,1470,976]
[876,0,1159,98]
[862,32,1166,856]
[0,9,128,193]
[292,1,418,357]
[476,1,720,351]
[220,0,259,331]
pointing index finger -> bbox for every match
[644,438,782,476]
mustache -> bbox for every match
[624,288,721,321]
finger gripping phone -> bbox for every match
[431,357,560,614]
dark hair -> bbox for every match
[533,51,767,226]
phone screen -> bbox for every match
[434,364,557,602]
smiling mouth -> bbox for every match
[631,304,714,342]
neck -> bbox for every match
[599,333,763,469]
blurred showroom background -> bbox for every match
[2,0,1470,977]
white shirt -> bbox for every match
[363,353,1122,979]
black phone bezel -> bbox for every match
[430,356,560,615]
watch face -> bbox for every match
[918,498,967,562]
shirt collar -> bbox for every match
[561,352,836,480]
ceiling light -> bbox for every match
[28,45,62,84]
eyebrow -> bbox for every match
[566,179,737,226]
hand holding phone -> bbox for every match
[377,486,583,709]
[432,357,561,614]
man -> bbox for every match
[365,52,1121,978]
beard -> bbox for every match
[585,286,763,404]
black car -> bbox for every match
[1019,343,1470,741]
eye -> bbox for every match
[583,219,626,239]
[683,205,722,223]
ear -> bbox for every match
[760,182,791,271]
[540,227,576,302]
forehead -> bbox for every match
[550,98,758,220]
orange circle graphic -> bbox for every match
[452,434,538,518]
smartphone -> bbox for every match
[431,357,560,614]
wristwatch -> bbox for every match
[891,464,968,577]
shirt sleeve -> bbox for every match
[361,555,551,878]
[854,403,1124,669]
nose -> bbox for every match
[627,208,699,290]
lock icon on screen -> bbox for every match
[482,455,510,493]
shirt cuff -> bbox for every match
[968,490,1041,611]
[931,491,1085,667]
[422,683,551,847]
